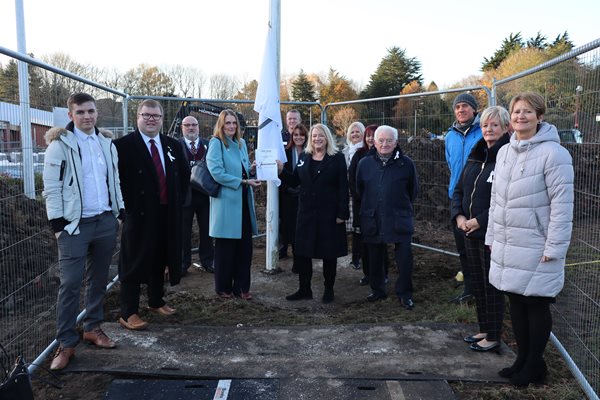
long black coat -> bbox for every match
[348,146,369,228]
[279,147,301,244]
[114,130,190,285]
[282,151,349,259]
[451,134,509,241]
[356,147,419,244]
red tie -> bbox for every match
[149,139,168,204]
[190,140,197,155]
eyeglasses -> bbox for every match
[376,138,396,144]
[182,123,199,127]
[138,113,162,121]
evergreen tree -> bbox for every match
[481,33,524,71]
[291,70,316,102]
[360,47,422,99]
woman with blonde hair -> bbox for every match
[279,124,349,303]
[452,106,510,352]
[207,110,261,300]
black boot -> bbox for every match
[286,289,313,301]
[322,287,334,303]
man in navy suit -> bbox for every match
[179,115,214,275]
[114,99,189,330]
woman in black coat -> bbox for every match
[278,124,308,271]
[451,106,510,352]
[348,124,378,285]
[279,124,349,303]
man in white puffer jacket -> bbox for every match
[43,93,124,370]
[485,92,573,387]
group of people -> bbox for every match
[42,91,574,389]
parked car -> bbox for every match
[558,129,583,144]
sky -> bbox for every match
[1,0,599,91]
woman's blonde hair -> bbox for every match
[305,124,338,156]
[213,109,242,149]
[345,121,365,146]
[480,106,510,131]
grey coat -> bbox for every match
[485,122,574,297]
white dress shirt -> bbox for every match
[73,127,110,217]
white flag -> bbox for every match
[254,21,287,171]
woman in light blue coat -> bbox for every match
[206,110,260,300]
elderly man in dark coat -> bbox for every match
[356,125,419,309]
[114,99,189,330]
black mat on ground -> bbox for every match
[68,322,514,383]
[104,378,457,400]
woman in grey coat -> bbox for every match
[485,92,574,387]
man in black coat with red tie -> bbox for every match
[114,99,189,330]
[179,115,214,275]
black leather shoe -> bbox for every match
[400,298,415,310]
[203,264,215,273]
[349,260,361,270]
[367,293,387,302]
[470,341,500,352]
[286,290,312,301]
[359,276,369,286]
[463,334,487,344]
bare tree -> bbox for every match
[209,73,239,99]
[165,65,206,98]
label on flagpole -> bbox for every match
[255,148,280,184]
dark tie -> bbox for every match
[149,139,168,204]
[190,140,197,156]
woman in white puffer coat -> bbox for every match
[485,92,574,387]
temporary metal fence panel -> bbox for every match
[493,39,600,398]
[323,87,491,251]
[2,37,600,398]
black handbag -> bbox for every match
[0,344,34,400]
[190,159,220,197]
[190,138,222,197]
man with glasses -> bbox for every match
[114,99,189,330]
[355,126,419,310]
[43,93,124,370]
[179,115,214,276]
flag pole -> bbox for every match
[265,0,281,271]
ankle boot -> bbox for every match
[322,287,334,303]
[286,289,312,301]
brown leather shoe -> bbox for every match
[148,305,176,316]
[118,314,148,330]
[50,346,75,370]
[83,327,116,348]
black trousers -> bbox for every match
[508,294,552,374]
[464,238,504,341]
[368,241,413,300]
[182,192,214,269]
[120,207,168,319]
[213,193,253,295]
[453,225,472,295]
[295,256,337,292]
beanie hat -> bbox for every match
[453,93,478,111]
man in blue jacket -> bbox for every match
[444,93,482,304]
